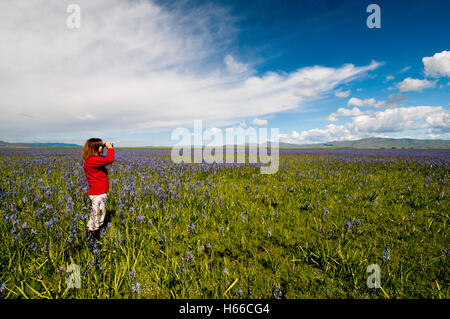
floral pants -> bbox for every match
[87,193,107,231]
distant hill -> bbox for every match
[0,140,81,148]
[268,137,450,149]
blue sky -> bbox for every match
[0,0,449,146]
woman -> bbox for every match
[82,138,114,241]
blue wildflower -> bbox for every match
[128,268,136,279]
[180,263,185,274]
[274,285,282,299]
[345,221,351,230]
[132,281,141,294]
[0,282,6,294]
[383,248,390,263]
[136,215,145,224]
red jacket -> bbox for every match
[84,148,115,195]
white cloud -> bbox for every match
[397,77,437,92]
[326,107,363,122]
[387,93,409,104]
[334,90,351,98]
[347,97,385,108]
[348,97,375,107]
[350,106,444,133]
[294,88,319,97]
[385,75,395,81]
[399,66,411,73]
[423,50,450,78]
[298,78,316,87]
[77,114,96,121]
[224,55,249,74]
[0,0,382,142]
[425,111,450,128]
[279,124,357,144]
[281,106,449,144]
[251,118,268,126]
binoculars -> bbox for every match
[103,143,114,148]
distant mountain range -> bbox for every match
[274,137,450,149]
[0,137,449,149]
[0,140,82,148]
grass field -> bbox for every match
[0,148,448,299]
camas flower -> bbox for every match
[274,285,282,299]
[128,268,136,279]
[383,248,390,263]
[345,221,351,230]
[132,281,141,294]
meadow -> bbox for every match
[0,148,448,299]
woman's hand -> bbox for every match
[105,142,113,149]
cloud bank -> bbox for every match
[0,0,381,143]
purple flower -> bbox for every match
[132,281,141,294]
[274,285,282,299]
[128,268,136,279]
[383,248,390,263]
[180,263,185,274]
[352,219,362,226]
[267,228,272,237]
[136,215,145,224]
[0,281,5,294]
[236,286,243,296]
[188,223,195,233]
[444,248,450,255]
[345,221,351,230]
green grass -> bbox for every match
[0,151,448,298]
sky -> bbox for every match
[0,0,449,146]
